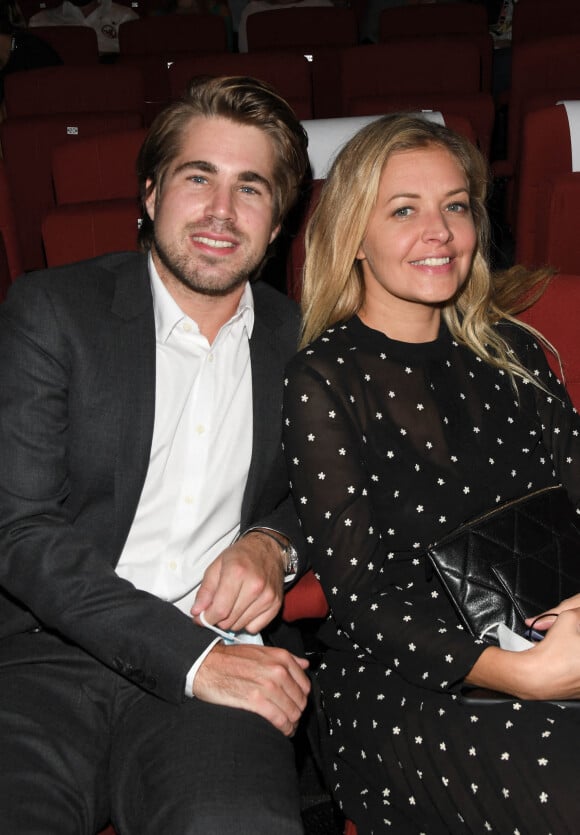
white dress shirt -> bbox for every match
[116,258,254,690]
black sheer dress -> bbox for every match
[283,316,580,834]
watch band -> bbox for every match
[244,527,299,577]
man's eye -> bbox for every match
[189,175,206,184]
[240,185,258,194]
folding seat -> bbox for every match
[41,126,147,268]
[511,0,580,46]
[378,4,493,92]
[494,34,580,225]
[245,6,358,52]
[50,127,147,205]
[243,5,358,118]
[168,52,314,120]
[30,25,100,64]
[118,13,228,55]
[338,42,494,156]
[514,102,577,268]
[42,199,141,267]
[117,14,228,125]
[2,64,145,120]
[543,173,580,275]
[0,111,143,271]
[518,273,580,410]
[0,160,24,285]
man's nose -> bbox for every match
[205,184,235,221]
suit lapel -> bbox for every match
[242,311,285,523]
[109,256,157,555]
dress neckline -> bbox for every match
[350,314,452,362]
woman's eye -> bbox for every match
[446,201,469,213]
[393,206,412,218]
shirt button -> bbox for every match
[195,424,205,435]
[182,322,193,333]
[168,560,177,571]
[208,354,214,363]
[184,495,194,505]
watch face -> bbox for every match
[285,546,299,575]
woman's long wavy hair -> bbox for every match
[300,114,552,388]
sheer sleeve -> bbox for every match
[513,332,580,508]
[283,350,485,693]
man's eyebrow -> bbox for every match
[173,160,218,176]
[172,160,273,193]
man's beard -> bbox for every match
[152,228,264,298]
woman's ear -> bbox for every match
[356,243,366,261]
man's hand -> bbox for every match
[192,642,311,737]
[191,532,286,634]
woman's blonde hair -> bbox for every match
[300,113,552,387]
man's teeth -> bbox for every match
[411,257,450,266]
[193,236,234,249]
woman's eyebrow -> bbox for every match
[387,187,470,203]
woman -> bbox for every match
[283,113,580,833]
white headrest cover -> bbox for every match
[301,111,446,179]
[560,100,580,172]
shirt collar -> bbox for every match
[149,252,255,344]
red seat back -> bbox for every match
[518,273,580,410]
[42,199,141,268]
[340,40,483,118]
[0,112,142,271]
[543,173,580,275]
[378,7,492,92]
[515,103,574,268]
[118,13,227,56]
[168,52,314,120]
[511,0,580,46]
[3,64,145,120]
[246,6,358,52]
[0,160,24,285]
[51,127,147,206]
[31,25,100,64]
[506,35,580,176]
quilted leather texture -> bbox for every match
[427,485,580,639]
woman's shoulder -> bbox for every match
[287,319,357,376]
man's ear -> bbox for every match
[144,179,156,220]
[269,223,281,245]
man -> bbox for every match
[29,0,138,55]
[0,75,311,834]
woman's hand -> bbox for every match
[524,592,580,632]
[466,606,580,700]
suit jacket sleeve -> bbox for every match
[0,260,218,704]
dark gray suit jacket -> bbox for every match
[0,252,305,704]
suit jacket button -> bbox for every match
[145,675,157,689]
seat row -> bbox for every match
[0,97,578,303]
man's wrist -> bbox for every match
[243,526,299,580]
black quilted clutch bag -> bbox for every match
[426,485,580,641]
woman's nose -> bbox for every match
[422,212,453,243]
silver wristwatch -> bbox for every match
[245,527,299,578]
